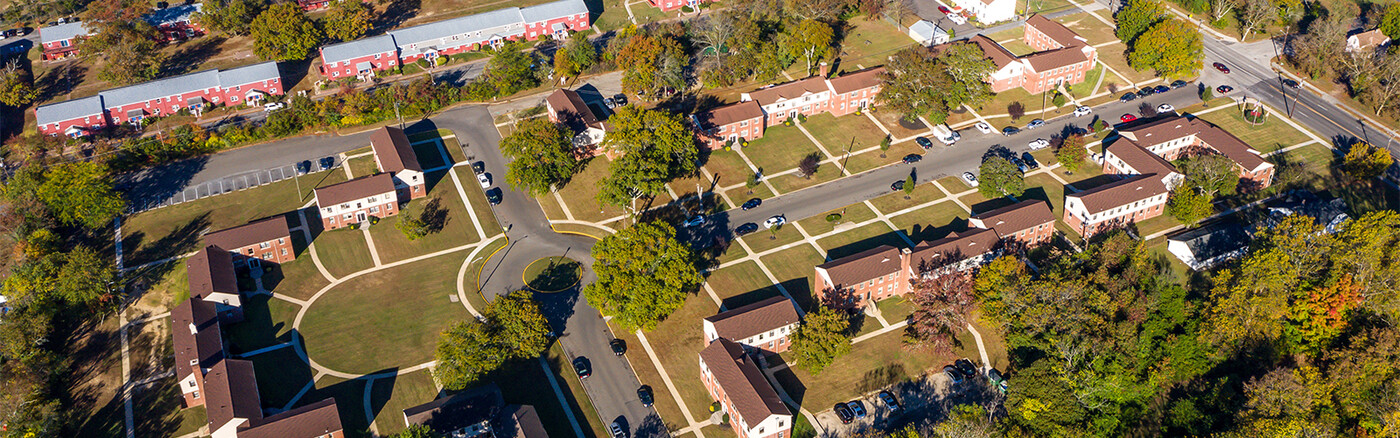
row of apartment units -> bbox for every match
[39,3,204,60]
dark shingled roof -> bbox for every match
[546,88,603,132]
[171,298,224,378]
[1025,14,1086,48]
[503,404,549,438]
[1168,220,1250,262]
[815,245,904,288]
[746,76,830,105]
[909,228,1000,270]
[370,126,422,173]
[970,199,1055,233]
[1191,119,1270,172]
[240,398,343,438]
[827,67,886,94]
[1106,138,1178,177]
[962,35,1018,69]
[703,296,800,341]
[403,384,504,433]
[1068,174,1170,214]
[693,101,764,130]
[698,339,791,424]
[187,245,239,301]
[314,173,396,207]
[203,216,291,251]
[204,359,263,429]
[1022,47,1093,72]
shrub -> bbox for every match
[681,5,694,12]
[825,213,842,222]
[797,114,807,123]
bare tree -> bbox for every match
[1365,51,1400,116]
[783,0,846,20]
[1208,0,1240,22]
[1239,0,1274,41]
[692,13,735,63]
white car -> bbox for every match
[1157,104,1175,113]
[974,122,993,134]
[1072,106,1092,117]
[684,215,706,228]
[947,13,967,25]
[961,172,979,187]
[764,215,786,228]
[1028,138,1050,150]
[477,173,491,188]
[263,102,284,111]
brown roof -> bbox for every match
[909,228,1001,270]
[504,404,549,438]
[815,245,903,288]
[171,298,224,378]
[204,216,291,250]
[963,36,1018,69]
[403,383,503,432]
[1351,29,1390,49]
[969,199,1055,233]
[314,173,396,207]
[240,398,343,438]
[746,76,830,106]
[1106,139,1178,177]
[1116,116,1195,145]
[698,339,791,423]
[1025,14,1086,48]
[693,101,764,130]
[704,296,800,341]
[187,245,239,300]
[1022,47,1093,72]
[204,359,263,429]
[546,88,601,131]
[370,126,422,173]
[827,67,886,94]
[1191,119,1270,172]
[1068,174,1170,214]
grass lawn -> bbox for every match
[775,331,937,409]
[721,182,778,207]
[249,347,314,410]
[631,2,676,24]
[299,254,471,374]
[130,261,190,313]
[347,155,379,178]
[1000,39,1036,56]
[1021,0,1077,13]
[769,167,841,194]
[130,380,207,438]
[536,192,569,221]
[959,190,1016,214]
[738,222,806,254]
[875,296,915,323]
[714,238,751,265]
[1196,107,1314,153]
[630,294,722,422]
[412,140,453,170]
[1022,173,1068,216]
[758,245,827,311]
[305,376,372,438]
[556,157,630,224]
[451,168,504,237]
[224,294,302,353]
[869,181,948,215]
[311,228,375,279]
[703,148,759,185]
[706,261,783,309]
[365,177,481,263]
[871,110,929,139]
[797,203,877,236]
[843,141,925,174]
[369,370,440,435]
[938,176,976,193]
[262,252,333,301]
[975,87,1037,121]
[741,125,821,174]
[801,113,887,155]
[1053,12,1120,46]
[969,317,1011,370]
[1096,42,1159,85]
[1133,214,1185,238]
[836,17,914,69]
[1068,65,1106,99]
[888,202,970,243]
[983,27,1025,43]
[815,222,905,260]
[594,0,631,32]
[524,256,583,292]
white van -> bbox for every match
[932,124,960,145]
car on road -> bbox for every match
[638,386,654,407]
[1171,80,1189,89]
[1073,105,1092,117]
[735,223,759,235]
[848,400,867,418]
[1026,119,1045,129]
[944,365,965,384]
[1213,62,1230,73]
[604,97,617,109]
[486,188,502,205]
[1028,138,1050,150]
[902,153,922,164]
[1120,92,1137,102]
[1002,126,1020,136]
[609,421,626,438]
[472,161,486,175]
[974,121,993,134]
[296,160,312,175]
[834,403,855,424]
[1216,85,1234,94]
[319,157,335,171]
[263,102,284,111]
[938,5,951,13]
[961,172,979,187]
[764,215,786,228]
[1282,78,1300,89]
[1022,152,1040,169]
[573,357,591,379]
[684,215,706,228]
[914,136,934,149]
[477,173,491,188]
[1009,155,1028,172]
[1120,113,1138,123]
[890,180,905,191]
[610,338,626,356]
[741,198,762,210]
[879,391,900,411]
[614,93,629,106]
[1136,87,1154,97]
[1153,85,1170,94]
[954,358,979,378]
[947,12,966,24]
[1157,103,1175,113]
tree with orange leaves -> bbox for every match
[1287,275,1364,353]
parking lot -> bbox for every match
[813,363,1005,436]
[125,156,341,213]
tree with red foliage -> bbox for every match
[904,270,977,355]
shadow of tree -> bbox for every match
[159,36,226,77]
[121,212,211,268]
[420,196,451,234]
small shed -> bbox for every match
[908,20,949,47]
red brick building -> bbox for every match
[699,339,793,438]
[173,299,225,409]
[942,15,1098,94]
[815,228,1002,308]
[690,100,765,150]
[204,217,296,266]
[314,173,401,230]
[701,296,801,354]
[187,245,245,322]
[38,21,87,61]
[370,126,428,199]
[1063,174,1173,238]
[969,199,1056,248]
[740,65,885,128]
[546,88,608,149]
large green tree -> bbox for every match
[1114,0,1165,43]
[610,31,686,97]
[781,19,833,75]
[584,222,702,330]
[82,0,164,86]
[553,32,598,79]
[977,156,1025,198]
[1128,19,1203,79]
[250,2,324,61]
[501,118,578,195]
[322,0,371,42]
[434,290,550,389]
[1179,153,1241,196]
[878,44,993,124]
[194,0,265,36]
[0,61,37,107]
[1384,3,1400,41]
[483,41,542,95]
[1166,184,1213,224]
[1342,142,1391,180]
[3,162,125,230]
[596,106,698,208]
[790,305,850,373]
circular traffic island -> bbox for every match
[522,256,583,293]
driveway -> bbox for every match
[812,368,1001,436]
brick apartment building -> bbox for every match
[815,228,1002,308]
[173,299,225,408]
[315,173,401,230]
[701,296,801,354]
[38,21,87,60]
[739,65,885,128]
[370,126,428,199]
[690,100,765,149]
[948,15,1097,94]
[1063,174,1173,238]
[187,245,245,322]
[699,338,794,438]
[647,0,709,11]
[204,217,296,266]
[968,199,1056,248]
[546,88,608,149]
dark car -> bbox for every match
[1021,152,1040,169]
[604,97,617,109]
[614,93,629,106]
[573,357,591,379]
[296,160,312,175]
[638,386,654,407]
[472,161,486,175]
[1282,78,1300,89]
[954,358,978,378]
[735,223,759,235]
[1136,87,1154,97]
[1170,80,1188,88]
[610,338,626,356]
[1120,92,1137,102]
[1002,126,1020,136]
[914,136,934,149]
[902,153,922,164]
[1213,62,1230,73]
[1154,85,1170,94]
[890,180,905,191]
[847,400,867,418]
[486,188,503,205]
[741,198,762,210]
[1009,156,1028,173]
[944,365,964,384]
[834,403,855,424]
[879,391,900,411]
[1216,85,1234,94]
[319,157,335,170]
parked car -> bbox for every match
[954,358,978,378]
[938,5,951,13]
[296,160,312,175]
[1002,126,1020,136]
[638,386,654,407]
[834,403,855,424]
[604,97,617,109]
[573,357,591,379]
[1157,103,1175,113]
[974,121,993,134]
[609,421,626,438]
[1120,113,1138,123]
[683,215,706,227]
[740,198,762,211]
[1170,79,1189,88]
[486,188,502,205]
[472,161,486,174]
[614,93,629,106]
[1216,85,1234,94]
[1022,152,1040,169]
[902,153,922,164]
[1213,62,1230,73]
[610,338,627,356]
[1072,106,1092,117]
[477,173,491,188]
[263,102,284,111]
[932,124,959,144]
[1136,87,1154,97]
[764,215,786,228]
[1028,138,1050,150]
[1153,85,1170,94]
[1026,119,1045,130]
[944,365,965,384]
[914,136,934,149]
[735,223,759,235]
[1009,156,1028,173]
[1120,92,1137,102]
[961,172,979,187]
[1282,78,1300,89]
[988,368,1008,393]
[847,400,867,418]
[890,180,905,191]
[947,12,966,24]
[878,391,900,411]
[319,157,335,171]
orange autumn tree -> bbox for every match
[1288,275,1364,353]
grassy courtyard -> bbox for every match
[365,174,481,263]
[1196,106,1314,153]
[742,125,822,176]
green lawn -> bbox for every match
[801,113,887,156]
[224,294,302,353]
[311,228,376,279]
[630,2,675,24]
[1000,39,1036,56]
[1022,173,1068,217]
[770,166,842,194]
[869,181,948,215]
[1133,214,1185,238]
[836,17,914,69]
[737,222,806,254]
[774,331,937,410]
[1053,11,1120,46]
[623,293,722,422]
[555,157,630,224]
[452,168,504,238]
[1196,107,1314,153]
[703,148,758,186]
[815,222,905,260]
[1068,65,1106,99]
[299,254,471,374]
[714,238,752,265]
[888,202,970,243]
[262,249,332,301]
[843,141,925,174]
[365,175,481,263]
[741,125,821,175]
[797,203,877,236]
[130,260,190,312]
[959,190,1016,214]
[249,347,314,410]
[347,155,380,179]
[594,0,632,32]
[705,261,782,308]
[975,87,1037,122]
[369,370,440,435]
[536,192,569,221]
[870,110,929,139]
[1096,42,1159,85]
[875,296,915,323]
[758,245,827,311]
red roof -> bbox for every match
[698,339,791,423]
[969,199,1055,233]
[909,228,1000,270]
[204,216,291,250]
[1068,174,1169,214]
[828,67,886,94]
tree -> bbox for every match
[798,153,820,177]
[1362,51,1400,116]
[322,0,371,42]
[877,44,993,124]
[396,215,430,240]
[1239,0,1274,41]
[1166,185,1213,224]
[782,0,846,20]
[932,405,999,438]
[487,289,552,355]
[0,60,37,106]
[612,32,686,97]
[501,118,578,195]
[781,19,833,75]
[194,0,265,36]
[903,174,915,197]
[1056,134,1087,173]
[1200,84,1214,101]
[434,290,550,389]
[1384,3,1400,41]
[1286,275,1362,352]
[481,41,542,95]
[978,156,1025,197]
[583,222,702,330]
[1008,101,1025,121]
[1208,0,1241,23]
[1206,215,1331,348]
[1180,153,1240,195]
[1342,142,1391,180]
[80,7,164,86]
[905,271,976,355]
[250,3,323,61]
[790,305,851,373]
[393,424,439,438]
[553,32,598,78]
[5,162,126,229]
[596,107,698,208]
[1129,19,1203,78]
[1115,0,1165,43]
[1051,91,1067,107]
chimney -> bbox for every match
[818,62,829,78]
